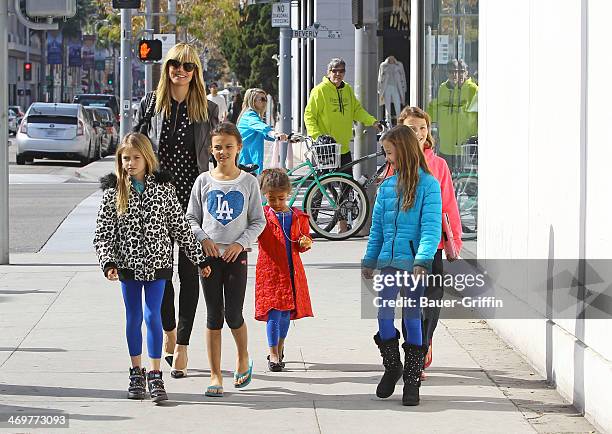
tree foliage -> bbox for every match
[219,4,279,97]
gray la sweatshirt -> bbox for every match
[186,171,266,253]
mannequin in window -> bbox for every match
[377,56,407,125]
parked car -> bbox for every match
[84,106,112,157]
[91,106,119,153]
[73,94,120,123]
[8,109,17,136]
[9,105,24,126]
[16,103,97,165]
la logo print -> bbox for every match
[207,190,245,226]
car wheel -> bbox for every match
[80,141,92,166]
[16,154,26,165]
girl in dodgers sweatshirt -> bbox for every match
[186,122,266,397]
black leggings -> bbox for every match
[160,247,200,345]
[200,252,248,330]
[421,249,444,350]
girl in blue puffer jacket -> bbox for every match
[362,125,441,406]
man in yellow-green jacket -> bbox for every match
[427,59,478,171]
[304,58,381,176]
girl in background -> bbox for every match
[399,106,462,380]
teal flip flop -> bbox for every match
[234,359,253,388]
[205,385,224,397]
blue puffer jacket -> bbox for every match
[362,169,442,272]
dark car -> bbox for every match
[73,94,120,123]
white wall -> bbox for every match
[479,1,612,432]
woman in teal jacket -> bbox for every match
[362,125,441,406]
[236,88,286,174]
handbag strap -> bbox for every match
[138,91,157,134]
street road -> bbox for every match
[7,140,98,253]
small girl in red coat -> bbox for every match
[256,169,314,372]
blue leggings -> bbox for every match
[121,279,166,359]
[266,309,290,347]
[377,268,424,346]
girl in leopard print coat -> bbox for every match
[93,132,210,403]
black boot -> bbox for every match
[402,343,426,406]
[127,367,146,400]
[373,330,403,398]
[146,370,168,403]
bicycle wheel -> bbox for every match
[303,175,370,241]
[453,176,478,240]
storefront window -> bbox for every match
[422,0,479,246]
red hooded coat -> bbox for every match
[255,206,314,322]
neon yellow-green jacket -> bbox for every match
[304,77,377,154]
[427,78,478,156]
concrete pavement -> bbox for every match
[0,153,599,433]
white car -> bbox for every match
[8,109,17,136]
[15,103,98,165]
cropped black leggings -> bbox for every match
[200,252,248,330]
[160,247,200,345]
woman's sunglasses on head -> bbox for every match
[167,59,196,72]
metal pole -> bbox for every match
[353,25,367,181]
[119,8,132,139]
[1,0,9,264]
[278,24,291,168]
[144,0,153,93]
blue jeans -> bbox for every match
[377,267,424,346]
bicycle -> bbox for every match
[452,136,478,240]
[279,123,391,241]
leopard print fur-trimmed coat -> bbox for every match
[93,171,207,281]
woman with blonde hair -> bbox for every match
[133,42,219,378]
[94,133,210,402]
[236,88,287,174]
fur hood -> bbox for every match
[99,170,173,190]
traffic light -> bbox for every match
[112,0,140,8]
[107,73,114,86]
[23,62,32,81]
[138,40,162,62]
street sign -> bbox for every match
[291,23,342,39]
[154,34,176,62]
[271,2,290,27]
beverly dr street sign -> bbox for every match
[291,22,342,39]
[271,2,290,27]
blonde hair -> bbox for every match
[155,43,209,122]
[382,125,431,211]
[115,133,159,215]
[237,88,266,123]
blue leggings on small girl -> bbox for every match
[377,267,424,345]
[266,309,291,347]
[121,279,166,359]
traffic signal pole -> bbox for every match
[119,8,133,139]
[1,0,9,264]
[144,0,153,93]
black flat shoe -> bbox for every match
[267,355,283,372]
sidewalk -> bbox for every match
[0,157,599,433]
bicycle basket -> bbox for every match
[310,142,341,170]
[460,137,478,172]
